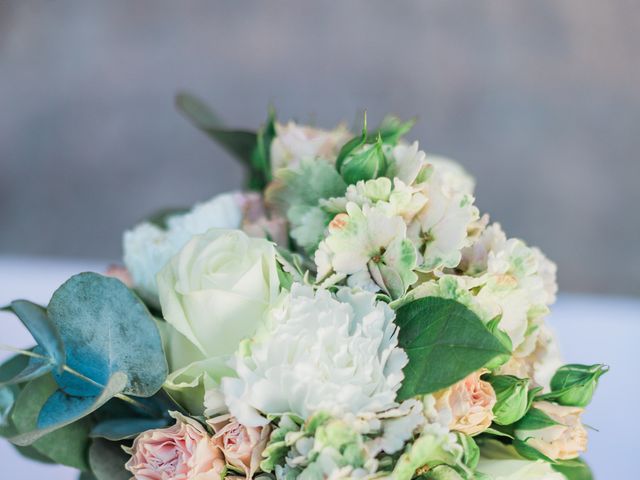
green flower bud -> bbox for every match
[540,363,608,407]
[488,375,531,425]
[340,137,388,184]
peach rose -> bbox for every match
[209,414,271,478]
[434,369,497,436]
[125,412,225,480]
[517,401,588,460]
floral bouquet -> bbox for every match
[0,94,607,480]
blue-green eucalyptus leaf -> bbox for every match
[11,372,127,446]
[47,273,167,398]
[2,300,65,370]
[90,417,169,441]
[10,375,91,470]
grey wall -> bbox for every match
[0,1,638,295]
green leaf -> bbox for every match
[175,92,257,163]
[513,407,559,431]
[512,437,555,463]
[11,375,91,470]
[339,136,388,184]
[47,273,167,398]
[376,115,416,144]
[395,297,510,399]
[553,458,594,480]
[248,106,277,190]
[538,364,608,407]
[89,438,131,480]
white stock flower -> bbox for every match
[427,154,476,196]
[123,192,244,302]
[407,166,479,272]
[222,285,408,427]
[270,121,351,173]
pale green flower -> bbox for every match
[157,228,280,414]
[316,202,418,299]
[222,285,408,427]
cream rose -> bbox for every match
[157,229,280,413]
[270,121,351,173]
[209,414,271,478]
[516,401,588,460]
[433,370,496,436]
[125,412,225,480]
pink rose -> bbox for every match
[209,414,271,478]
[125,412,225,480]
[435,369,497,436]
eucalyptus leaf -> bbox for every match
[11,372,127,446]
[47,273,167,398]
[89,438,131,480]
[90,417,169,441]
[395,297,510,399]
[2,300,64,370]
[11,375,91,470]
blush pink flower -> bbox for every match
[434,369,497,436]
[208,414,271,478]
[125,412,225,480]
[105,264,133,287]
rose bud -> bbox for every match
[540,363,608,407]
[487,375,531,426]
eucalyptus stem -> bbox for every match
[0,344,48,360]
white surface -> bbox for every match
[0,255,638,479]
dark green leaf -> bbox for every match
[175,92,257,162]
[514,407,559,431]
[89,438,131,480]
[395,297,510,399]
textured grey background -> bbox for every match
[0,1,638,295]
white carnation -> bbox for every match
[222,284,408,426]
[123,192,243,302]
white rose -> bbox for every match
[123,192,244,303]
[157,229,280,413]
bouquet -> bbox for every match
[0,94,607,480]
